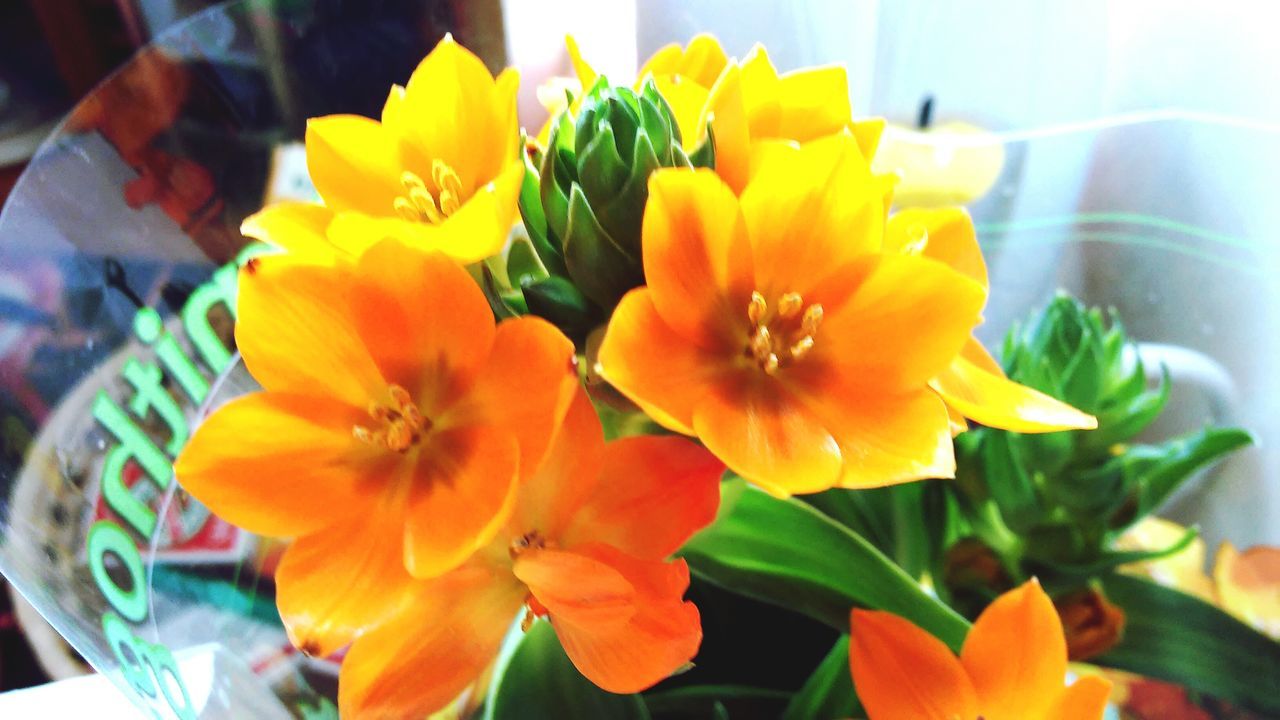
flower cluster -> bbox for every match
[175,33,1119,719]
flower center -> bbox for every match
[392,160,463,224]
[352,384,429,452]
[745,290,823,375]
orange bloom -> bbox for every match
[305,35,523,263]
[597,135,1093,496]
[335,389,724,718]
[850,579,1113,720]
[175,239,578,655]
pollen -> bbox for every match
[393,160,464,224]
[352,384,429,452]
[744,291,823,375]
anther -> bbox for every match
[400,171,426,192]
[802,305,824,335]
[762,353,780,375]
[751,326,772,360]
[790,335,815,360]
[409,187,443,223]
[777,292,803,319]
[520,607,536,632]
[393,197,419,221]
[748,291,767,325]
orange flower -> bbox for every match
[883,207,1099,434]
[597,135,1093,496]
[850,579,1113,720]
[335,389,724,718]
[175,239,578,655]
[305,35,523,263]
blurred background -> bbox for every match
[0,0,1277,712]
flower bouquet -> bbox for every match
[171,33,1280,720]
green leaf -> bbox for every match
[506,236,549,289]
[1131,427,1253,519]
[982,431,1041,533]
[522,275,599,341]
[486,621,651,720]
[1042,524,1199,578]
[562,184,642,308]
[579,123,629,204]
[680,480,970,651]
[644,685,789,719]
[782,636,862,720]
[1096,573,1280,715]
[688,122,716,170]
[804,488,895,557]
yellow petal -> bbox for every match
[565,34,599,88]
[1044,675,1112,720]
[960,579,1068,720]
[240,202,341,265]
[932,355,1098,433]
[885,207,988,287]
[1214,541,1280,638]
[305,115,405,216]
[653,75,712,149]
[849,608,979,720]
[702,63,752,193]
[775,65,851,141]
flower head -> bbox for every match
[334,388,724,718]
[598,135,1092,496]
[850,579,1113,720]
[175,239,578,655]
[305,35,523,263]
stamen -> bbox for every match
[902,223,930,255]
[762,353,780,375]
[748,291,767,325]
[409,187,443,223]
[520,607,537,632]
[802,305,824,336]
[353,385,426,452]
[400,171,426,192]
[393,163,463,224]
[790,335,815,360]
[393,197,420,221]
[777,292,803,319]
[750,326,773,360]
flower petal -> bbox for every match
[174,393,385,537]
[551,544,701,694]
[1214,542,1280,638]
[404,424,520,578]
[849,608,979,720]
[799,385,956,488]
[643,168,754,349]
[305,115,405,217]
[236,255,384,407]
[885,207,988,287]
[692,378,843,497]
[932,354,1098,433]
[644,34,728,88]
[1045,675,1112,720]
[564,435,724,560]
[240,202,341,264]
[652,76,711,149]
[276,505,413,657]
[338,566,523,719]
[775,65,851,141]
[740,134,886,303]
[598,289,732,435]
[815,252,986,391]
[960,579,1068,720]
[511,387,605,543]
[351,240,496,415]
[702,63,752,193]
[444,315,578,479]
[402,35,514,192]
[514,547,636,630]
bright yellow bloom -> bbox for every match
[850,579,1113,720]
[598,135,1093,496]
[175,240,578,657]
[305,35,523,263]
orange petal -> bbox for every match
[798,385,956,488]
[239,202,341,264]
[885,207,988,287]
[351,240,496,415]
[775,65,851,142]
[444,315,577,479]
[849,608,979,720]
[692,378,843,497]
[564,435,724,560]
[402,34,513,192]
[1045,675,1113,720]
[174,393,385,537]
[551,544,701,694]
[816,252,986,392]
[1214,542,1280,638]
[932,355,1098,433]
[276,505,413,657]
[740,135,885,304]
[305,115,405,217]
[511,387,606,543]
[339,566,523,719]
[404,424,520,578]
[514,547,637,630]
[643,168,754,348]
[960,579,1069,720]
[236,255,384,408]
[597,289,732,435]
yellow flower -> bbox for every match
[1214,541,1280,638]
[305,35,523,263]
[850,579,1113,720]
